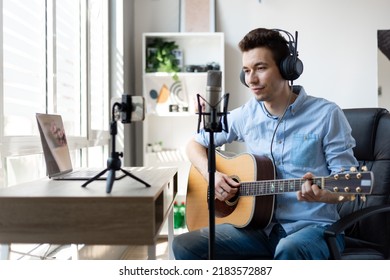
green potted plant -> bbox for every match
[146,38,182,81]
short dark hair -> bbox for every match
[238,28,290,67]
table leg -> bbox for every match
[147,245,156,260]
[0,244,10,260]
[71,244,79,260]
[167,206,174,260]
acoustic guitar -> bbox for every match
[185,152,374,231]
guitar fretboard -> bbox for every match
[239,177,325,196]
[238,172,373,196]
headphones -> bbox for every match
[240,29,304,87]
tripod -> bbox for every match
[81,102,150,193]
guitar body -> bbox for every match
[186,152,276,231]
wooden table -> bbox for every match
[0,166,177,260]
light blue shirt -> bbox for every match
[195,86,358,234]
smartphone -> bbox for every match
[121,95,145,123]
[111,95,145,123]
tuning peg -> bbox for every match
[350,166,357,172]
[361,166,368,171]
[338,194,356,202]
[361,195,367,202]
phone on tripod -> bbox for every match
[83,94,149,193]
[121,95,145,123]
[112,95,145,123]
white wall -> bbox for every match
[132,0,390,154]
[217,0,389,109]
[215,0,390,153]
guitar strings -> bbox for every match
[239,176,366,196]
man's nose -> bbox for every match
[247,71,258,85]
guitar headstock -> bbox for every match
[317,169,374,196]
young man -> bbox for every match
[172,28,358,260]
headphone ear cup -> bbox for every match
[280,56,304,81]
[240,70,248,87]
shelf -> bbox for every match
[143,32,224,75]
[144,72,207,78]
[142,32,224,205]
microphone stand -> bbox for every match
[81,102,150,193]
[196,93,229,260]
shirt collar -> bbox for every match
[289,85,306,116]
[258,85,307,118]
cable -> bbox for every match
[269,81,294,178]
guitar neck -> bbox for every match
[239,177,324,196]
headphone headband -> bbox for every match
[240,28,304,86]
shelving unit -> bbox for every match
[142,32,225,204]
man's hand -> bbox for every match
[297,172,355,203]
[214,171,240,201]
[297,172,332,203]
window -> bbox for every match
[89,0,109,132]
[1,0,110,188]
[2,0,46,137]
[55,0,84,136]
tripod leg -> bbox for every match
[120,168,151,187]
[106,169,116,193]
[81,168,108,187]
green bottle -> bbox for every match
[179,202,186,228]
[173,201,182,229]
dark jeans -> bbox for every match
[172,223,344,260]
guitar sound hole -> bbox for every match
[225,176,240,206]
[227,194,239,205]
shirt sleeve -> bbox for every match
[323,106,359,174]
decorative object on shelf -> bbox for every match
[146,78,190,114]
[157,84,170,104]
[185,62,220,73]
[169,80,189,111]
[180,0,215,32]
[146,38,182,76]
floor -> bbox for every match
[8,238,170,260]
[120,238,170,260]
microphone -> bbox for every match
[204,70,222,130]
